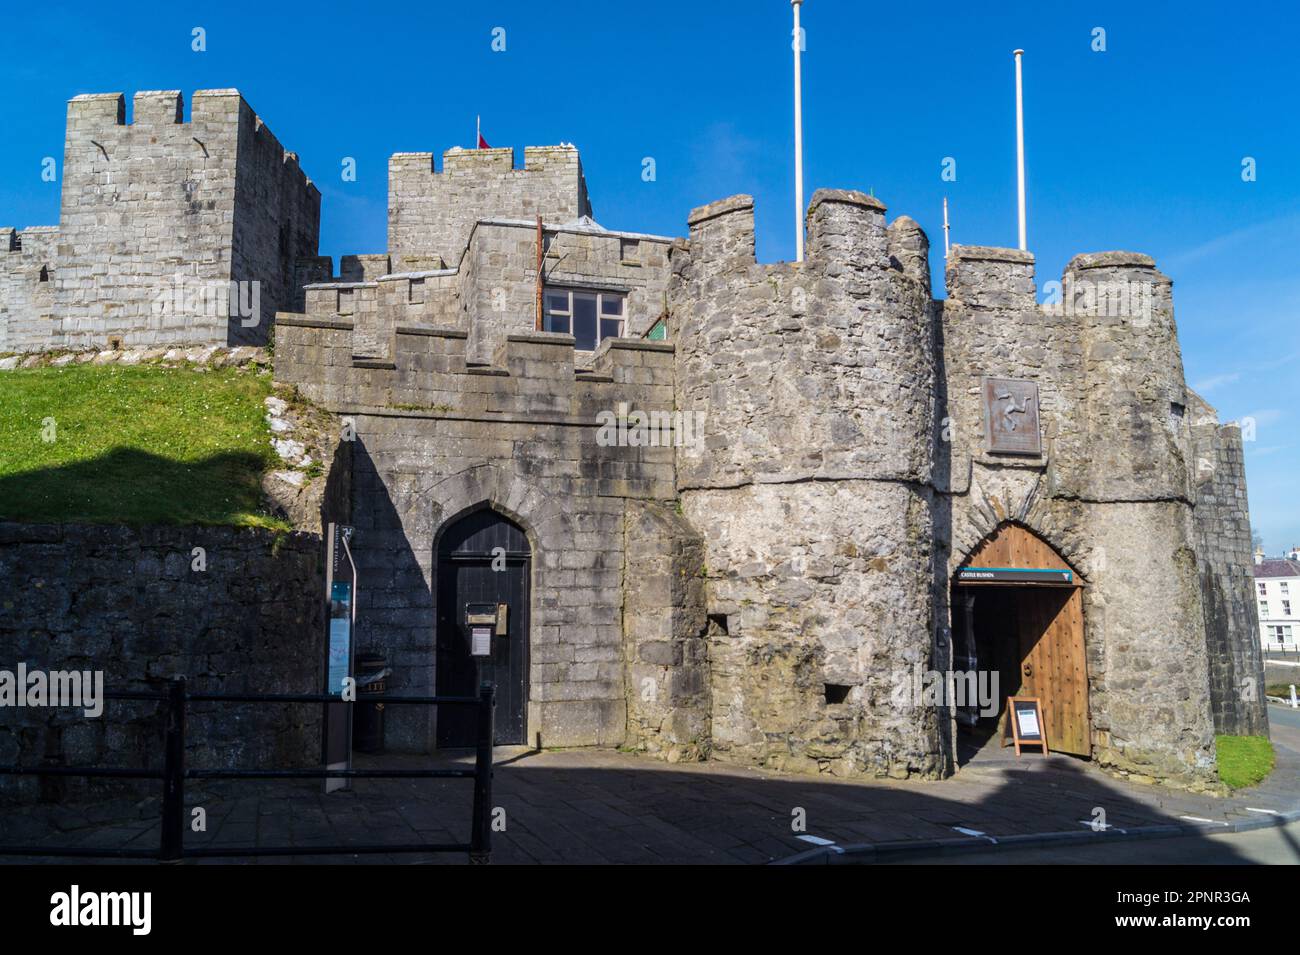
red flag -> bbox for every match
[477,130,490,149]
[476,116,489,149]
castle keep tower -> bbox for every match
[387,145,591,270]
[0,89,320,352]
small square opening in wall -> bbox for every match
[707,613,729,636]
[824,684,851,705]
[108,336,123,351]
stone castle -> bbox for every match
[0,89,1268,787]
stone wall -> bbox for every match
[0,523,325,803]
[388,146,591,269]
[461,220,673,361]
[273,315,680,750]
[0,89,319,353]
[230,100,322,342]
[622,501,710,761]
[305,218,674,364]
[670,190,943,778]
[1189,390,1268,736]
[0,227,58,352]
[274,315,674,417]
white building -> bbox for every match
[1254,551,1300,651]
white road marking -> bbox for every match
[952,826,998,844]
[796,834,836,846]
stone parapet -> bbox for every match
[274,313,675,424]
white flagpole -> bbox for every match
[476,114,481,148]
[792,0,805,263]
[943,197,951,259]
[1014,49,1027,251]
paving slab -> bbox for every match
[2,725,1297,865]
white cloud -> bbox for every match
[1191,372,1239,394]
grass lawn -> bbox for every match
[1216,735,1275,790]
[0,364,284,528]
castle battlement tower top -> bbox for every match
[0,89,321,353]
[388,144,592,270]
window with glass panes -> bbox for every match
[543,289,626,351]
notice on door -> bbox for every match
[471,626,492,657]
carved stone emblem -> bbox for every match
[981,377,1041,455]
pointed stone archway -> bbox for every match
[952,522,1090,757]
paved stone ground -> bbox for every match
[3,717,1297,865]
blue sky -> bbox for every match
[1,1,1295,550]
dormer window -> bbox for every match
[543,288,625,351]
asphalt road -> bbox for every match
[880,820,1300,864]
[884,711,1300,866]
[1270,703,1300,731]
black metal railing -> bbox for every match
[0,678,495,864]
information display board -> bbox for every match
[327,580,353,695]
[1003,696,1050,756]
[322,523,357,793]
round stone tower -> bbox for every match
[668,189,943,778]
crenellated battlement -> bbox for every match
[62,89,318,207]
[388,143,592,269]
[390,144,586,178]
[0,88,327,352]
[944,244,1037,310]
[940,240,1190,506]
[273,312,673,421]
[0,225,58,254]
[670,190,934,489]
[130,90,183,125]
[681,189,894,277]
[943,244,1174,321]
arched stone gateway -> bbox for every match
[423,464,633,750]
[951,523,1089,758]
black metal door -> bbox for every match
[435,509,530,747]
